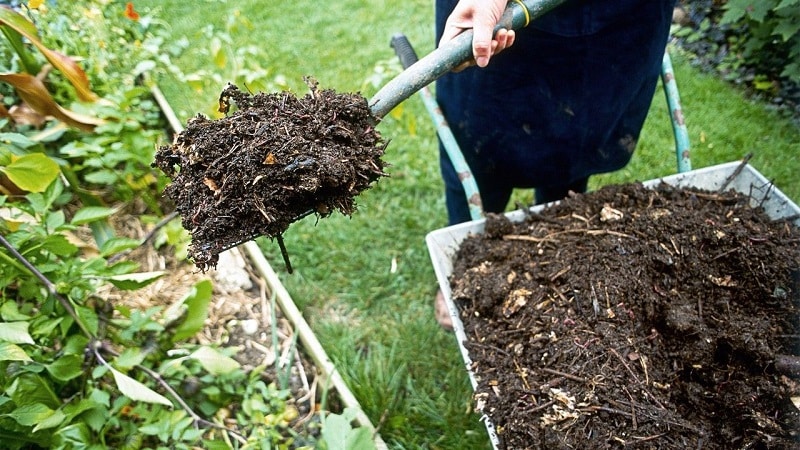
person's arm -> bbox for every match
[439,0,515,68]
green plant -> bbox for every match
[319,407,376,450]
[1,1,333,448]
[0,4,104,131]
[719,0,800,83]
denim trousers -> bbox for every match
[435,0,677,224]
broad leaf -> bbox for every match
[70,206,115,226]
[0,342,32,362]
[106,271,165,290]
[46,355,85,381]
[0,321,35,344]
[109,367,172,407]
[7,373,60,408]
[99,237,141,257]
[172,279,213,342]
[189,346,240,376]
[0,6,98,102]
[7,403,53,427]
[32,408,65,432]
[73,305,98,337]
[1,302,31,321]
[0,73,104,132]
[0,153,59,193]
[0,131,39,150]
[114,347,146,370]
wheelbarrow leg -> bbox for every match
[661,51,692,173]
[391,34,485,221]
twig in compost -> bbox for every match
[717,152,753,193]
[540,367,587,383]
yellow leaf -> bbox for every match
[28,0,44,8]
[0,7,98,102]
[0,73,105,131]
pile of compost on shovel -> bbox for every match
[450,182,800,449]
[153,80,387,270]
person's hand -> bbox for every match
[440,0,515,70]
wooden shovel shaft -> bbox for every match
[368,0,567,118]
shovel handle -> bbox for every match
[368,0,567,118]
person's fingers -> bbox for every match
[471,9,496,67]
[439,22,465,46]
[506,30,516,49]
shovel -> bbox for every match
[368,0,567,117]
[180,0,568,270]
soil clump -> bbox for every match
[153,80,387,270]
[450,182,800,449]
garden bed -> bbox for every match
[428,163,800,449]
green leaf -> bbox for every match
[62,398,102,424]
[0,153,60,193]
[46,355,85,381]
[202,440,232,450]
[773,19,800,41]
[114,347,146,370]
[109,367,173,407]
[189,346,240,376]
[172,279,213,342]
[33,408,65,432]
[0,342,32,362]
[106,271,165,290]
[0,321,35,344]
[83,170,119,185]
[42,233,78,257]
[1,302,31,321]
[73,305,99,336]
[6,403,53,426]
[70,206,115,226]
[54,422,92,448]
[99,237,141,257]
[7,373,60,408]
[0,132,39,151]
[322,408,377,450]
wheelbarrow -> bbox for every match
[401,17,798,450]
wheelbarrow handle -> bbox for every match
[369,0,567,118]
[390,34,420,70]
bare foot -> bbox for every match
[435,289,453,331]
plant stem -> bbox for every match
[0,231,93,338]
[93,344,248,444]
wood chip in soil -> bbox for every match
[153,79,388,271]
[450,182,800,449]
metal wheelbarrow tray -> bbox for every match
[425,161,800,448]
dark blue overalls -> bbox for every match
[435,0,677,225]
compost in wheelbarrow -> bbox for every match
[427,163,800,449]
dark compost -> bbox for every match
[450,182,800,449]
[153,81,388,270]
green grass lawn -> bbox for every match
[138,1,799,448]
